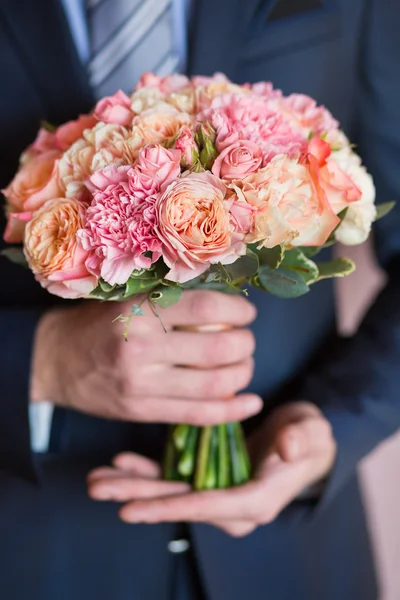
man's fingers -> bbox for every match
[118,483,259,523]
[89,476,190,501]
[211,520,257,538]
[167,359,254,399]
[162,291,257,328]
[163,328,256,368]
[112,452,161,478]
[127,394,262,426]
[276,417,333,462]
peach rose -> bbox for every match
[2,150,63,243]
[236,155,339,248]
[212,138,262,180]
[155,171,245,283]
[133,106,193,146]
[24,198,97,298]
[308,138,362,214]
[54,114,97,150]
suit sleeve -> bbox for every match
[0,306,43,481]
[299,0,400,514]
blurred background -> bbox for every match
[336,240,400,600]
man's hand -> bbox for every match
[87,402,336,537]
[31,291,262,425]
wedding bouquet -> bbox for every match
[2,72,392,490]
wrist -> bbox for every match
[30,308,62,404]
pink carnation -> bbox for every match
[282,94,339,138]
[202,94,306,165]
[251,82,283,100]
[93,90,134,126]
[78,165,162,286]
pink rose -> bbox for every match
[173,127,199,169]
[136,144,182,187]
[78,165,162,286]
[237,155,339,248]
[136,72,190,95]
[155,171,245,283]
[22,128,57,162]
[24,198,97,299]
[54,114,97,150]
[212,138,262,180]
[93,91,134,126]
[2,150,63,243]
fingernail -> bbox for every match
[246,396,263,412]
[90,488,112,500]
[287,436,300,459]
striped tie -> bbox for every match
[87,0,180,98]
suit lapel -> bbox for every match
[187,0,259,79]
[0,0,94,123]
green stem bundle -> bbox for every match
[163,422,251,490]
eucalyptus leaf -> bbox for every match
[224,254,258,280]
[281,248,319,283]
[257,266,309,299]
[315,258,355,281]
[255,245,284,269]
[1,247,28,268]
[150,285,183,308]
[374,201,396,221]
[130,304,145,316]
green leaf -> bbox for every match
[89,286,125,301]
[315,258,355,281]
[150,285,183,308]
[281,248,319,283]
[124,276,160,298]
[254,245,284,269]
[99,279,115,293]
[374,201,396,221]
[256,266,309,299]
[1,247,28,268]
[224,253,259,280]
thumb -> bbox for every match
[276,417,332,463]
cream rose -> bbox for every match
[236,155,339,248]
[331,147,376,245]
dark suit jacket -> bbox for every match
[1,1,399,599]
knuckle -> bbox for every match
[226,523,256,538]
[233,359,254,392]
[204,334,228,366]
[259,505,279,525]
[202,370,228,398]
